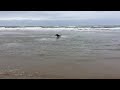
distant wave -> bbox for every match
[0,26,120,31]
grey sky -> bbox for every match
[0,11,120,26]
[0,11,120,20]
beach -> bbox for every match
[0,28,120,79]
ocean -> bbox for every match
[0,26,120,78]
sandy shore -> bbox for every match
[0,55,120,79]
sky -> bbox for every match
[0,11,120,26]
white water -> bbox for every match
[0,26,120,31]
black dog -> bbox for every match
[55,34,61,39]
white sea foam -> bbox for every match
[35,38,56,41]
[61,35,68,38]
[0,26,120,31]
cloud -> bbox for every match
[0,11,120,20]
[0,11,120,25]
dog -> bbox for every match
[55,34,61,39]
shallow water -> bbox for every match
[0,30,120,79]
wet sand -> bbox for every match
[0,30,120,79]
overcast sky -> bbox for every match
[0,11,120,26]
